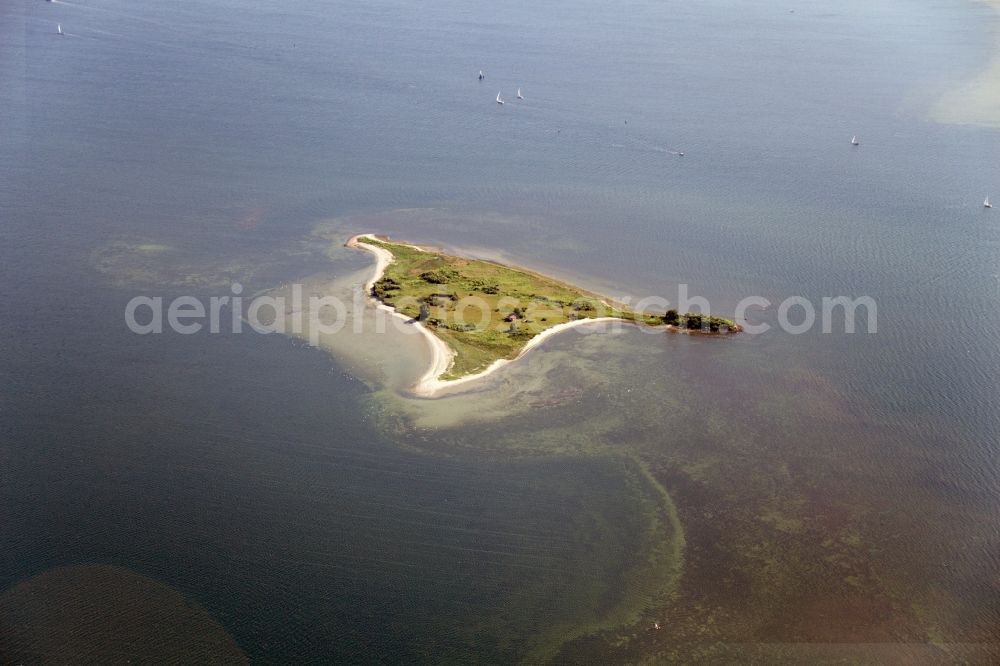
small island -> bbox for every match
[347,234,740,394]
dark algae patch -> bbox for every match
[0,565,246,664]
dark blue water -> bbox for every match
[2,0,999,661]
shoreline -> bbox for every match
[345,234,456,397]
[345,234,637,398]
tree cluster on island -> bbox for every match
[663,309,740,333]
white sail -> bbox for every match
[851,135,859,145]
[496,91,503,105]
[985,196,992,208]
[57,23,63,35]
[517,88,523,99]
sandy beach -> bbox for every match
[930,0,1000,128]
[346,234,634,398]
[345,234,456,394]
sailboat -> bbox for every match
[850,135,859,146]
[478,70,484,80]
[496,91,504,105]
[57,23,63,36]
[516,88,523,100]
[985,196,992,209]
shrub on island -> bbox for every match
[420,269,459,284]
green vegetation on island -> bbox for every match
[356,236,739,379]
